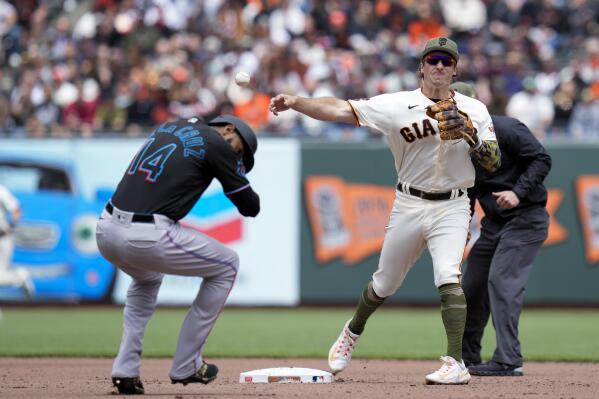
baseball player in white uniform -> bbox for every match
[0,184,33,298]
[269,37,501,385]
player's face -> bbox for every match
[421,52,457,87]
[219,124,245,155]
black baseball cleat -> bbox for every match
[468,360,523,376]
[463,360,481,368]
[112,376,145,394]
[171,362,219,386]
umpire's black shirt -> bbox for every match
[469,115,551,222]
[112,118,259,221]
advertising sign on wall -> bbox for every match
[113,138,301,305]
[575,175,599,264]
[0,138,300,306]
[304,175,394,264]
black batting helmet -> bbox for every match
[208,115,258,172]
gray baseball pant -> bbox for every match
[96,206,239,380]
[462,207,548,366]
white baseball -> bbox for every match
[235,71,251,87]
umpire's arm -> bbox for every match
[501,117,552,199]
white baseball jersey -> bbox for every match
[0,184,19,232]
[348,89,496,192]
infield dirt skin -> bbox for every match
[0,358,596,398]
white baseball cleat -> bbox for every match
[328,319,360,374]
[425,356,471,385]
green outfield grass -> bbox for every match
[0,307,597,361]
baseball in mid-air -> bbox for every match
[235,71,251,87]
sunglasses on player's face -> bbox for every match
[425,54,455,67]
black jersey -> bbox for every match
[112,118,255,221]
[470,115,551,222]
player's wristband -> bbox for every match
[469,136,483,151]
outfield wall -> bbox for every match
[0,138,597,305]
[299,141,599,305]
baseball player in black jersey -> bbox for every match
[96,115,259,395]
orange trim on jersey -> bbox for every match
[346,100,361,127]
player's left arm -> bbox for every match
[470,140,501,173]
[10,206,21,226]
[226,187,260,217]
[468,108,501,173]
[208,139,260,217]
[0,185,21,226]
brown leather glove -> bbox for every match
[426,98,479,147]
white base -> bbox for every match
[239,367,334,384]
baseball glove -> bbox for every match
[425,98,479,147]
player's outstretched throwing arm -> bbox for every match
[269,94,358,124]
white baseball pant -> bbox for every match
[0,234,30,287]
[372,190,470,297]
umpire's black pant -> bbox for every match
[462,207,548,367]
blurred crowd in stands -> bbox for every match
[0,0,597,140]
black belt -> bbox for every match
[397,182,465,201]
[105,203,154,223]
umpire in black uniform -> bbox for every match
[451,82,552,376]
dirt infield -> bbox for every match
[0,358,596,398]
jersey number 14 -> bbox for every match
[127,139,177,183]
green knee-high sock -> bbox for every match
[439,283,467,362]
[348,282,386,335]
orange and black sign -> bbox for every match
[306,173,588,268]
[463,188,567,260]
[304,176,394,264]
[544,189,568,245]
[575,176,599,264]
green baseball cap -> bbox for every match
[422,37,459,61]
[450,82,476,98]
